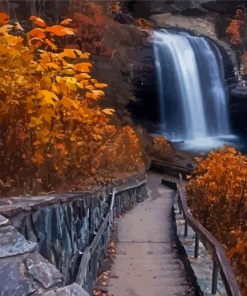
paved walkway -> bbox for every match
[108,172,195,296]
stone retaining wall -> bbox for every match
[0,174,148,295]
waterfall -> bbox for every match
[153,30,230,147]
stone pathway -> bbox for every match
[107,172,195,296]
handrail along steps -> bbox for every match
[75,157,242,296]
[159,157,241,296]
[76,175,147,288]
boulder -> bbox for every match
[0,260,36,296]
[150,13,217,37]
[0,225,37,258]
[25,252,63,289]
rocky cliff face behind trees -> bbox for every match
[1,0,246,134]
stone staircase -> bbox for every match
[107,172,196,296]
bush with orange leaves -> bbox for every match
[0,12,146,196]
[187,146,247,294]
[226,8,246,45]
[147,135,173,161]
[68,1,116,55]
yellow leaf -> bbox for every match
[60,96,77,109]
[86,92,98,100]
[30,116,43,126]
[74,62,92,73]
[16,76,26,86]
[94,83,108,89]
[85,90,104,100]
[60,19,73,25]
[29,16,46,27]
[85,85,95,91]
[46,63,60,70]
[92,89,104,97]
[102,108,115,115]
[59,49,81,59]
[45,38,58,50]
[28,37,44,48]
[60,69,76,76]
[52,84,60,95]
[40,76,52,90]
[29,28,46,39]
[62,27,75,35]
[75,73,91,80]
[42,108,55,123]
[46,25,75,37]
[79,52,91,59]
[39,90,59,106]
[0,12,9,25]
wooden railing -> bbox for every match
[162,174,242,296]
[75,158,242,295]
[151,158,193,178]
[75,175,147,290]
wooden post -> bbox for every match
[212,259,219,294]
[194,233,199,258]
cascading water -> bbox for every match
[153,30,232,150]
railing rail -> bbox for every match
[164,174,241,296]
[76,175,147,288]
[151,158,193,177]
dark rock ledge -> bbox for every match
[0,173,147,295]
[0,218,89,295]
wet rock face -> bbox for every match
[230,87,247,134]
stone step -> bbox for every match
[107,173,196,296]
[114,256,186,265]
[115,242,177,254]
[108,280,194,296]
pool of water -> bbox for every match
[169,134,247,153]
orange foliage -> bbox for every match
[148,135,173,161]
[110,1,122,14]
[0,12,8,25]
[68,1,114,55]
[187,146,247,294]
[28,16,75,50]
[226,9,245,45]
[134,18,153,30]
[0,14,146,196]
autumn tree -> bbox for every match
[0,12,146,196]
[67,1,152,56]
[187,146,247,294]
[67,1,117,55]
[226,8,246,46]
